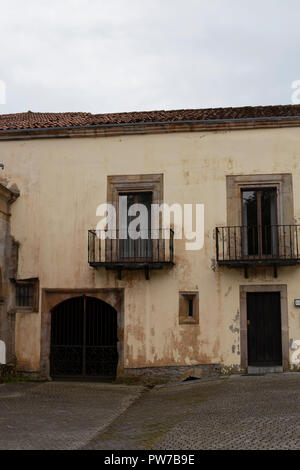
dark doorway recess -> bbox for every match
[247,292,282,366]
[50,296,118,379]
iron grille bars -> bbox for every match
[88,228,174,265]
[216,225,300,263]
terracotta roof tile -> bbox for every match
[1,105,300,131]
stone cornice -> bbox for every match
[1,116,300,140]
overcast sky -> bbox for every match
[0,0,299,114]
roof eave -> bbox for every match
[1,115,300,140]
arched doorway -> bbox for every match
[50,295,118,378]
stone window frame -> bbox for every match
[106,174,164,260]
[14,278,39,313]
[226,174,294,227]
[179,291,199,325]
[107,173,164,208]
[239,284,289,372]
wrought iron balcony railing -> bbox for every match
[216,225,300,274]
[88,229,174,279]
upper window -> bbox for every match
[119,192,152,260]
[242,188,277,256]
[226,174,293,227]
[106,174,163,263]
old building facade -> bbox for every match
[1,105,300,380]
[0,179,19,365]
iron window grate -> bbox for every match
[16,284,34,307]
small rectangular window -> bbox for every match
[16,284,34,307]
[179,292,199,324]
[15,278,39,312]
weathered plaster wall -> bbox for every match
[14,311,40,370]
[0,215,10,361]
[1,127,300,371]
[0,184,18,364]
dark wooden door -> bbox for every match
[50,296,118,378]
[247,292,282,366]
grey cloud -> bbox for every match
[0,0,299,114]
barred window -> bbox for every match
[15,278,39,311]
[16,284,34,307]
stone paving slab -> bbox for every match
[0,381,144,450]
[86,374,300,450]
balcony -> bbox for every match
[88,229,174,279]
[216,225,300,277]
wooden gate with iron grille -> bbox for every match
[50,296,118,378]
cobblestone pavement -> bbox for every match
[0,374,299,450]
[85,374,300,450]
[0,381,143,450]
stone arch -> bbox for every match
[50,295,118,377]
[40,288,124,378]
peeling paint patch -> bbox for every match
[211,258,217,272]
[229,324,239,334]
[229,310,240,334]
[225,286,232,297]
[220,364,241,375]
[234,310,239,323]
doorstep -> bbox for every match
[247,365,283,375]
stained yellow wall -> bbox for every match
[1,127,300,371]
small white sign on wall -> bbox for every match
[291,340,300,365]
[0,340,6,364]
